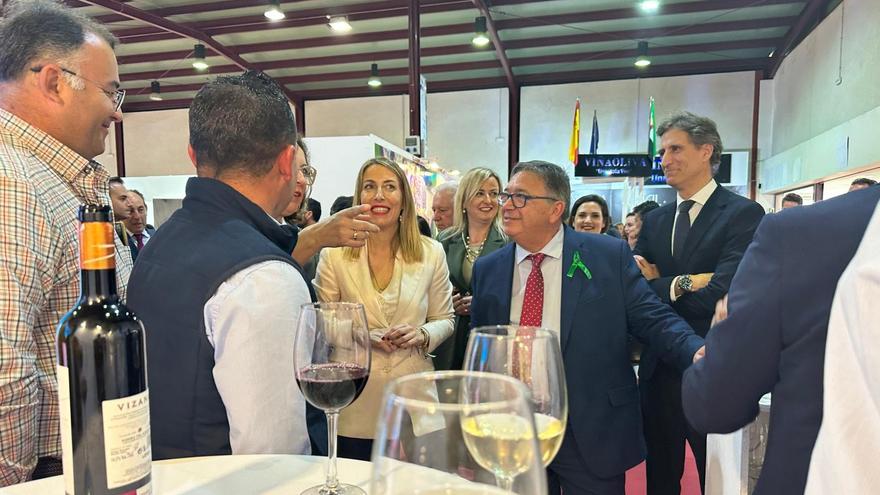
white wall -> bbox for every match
[304,89,511,181]
[426,88,510,181]
[758,0,880,193]
[305,95,408,149]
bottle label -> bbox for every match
[79,222,116,270]
[57,365,75,495]
[102,389,152,489]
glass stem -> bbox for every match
[325,411,340,490]
[495,474,515,492]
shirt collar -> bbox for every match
[677,179,717,208]
[0,108,109,205]
[515,224,565,265]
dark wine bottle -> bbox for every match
[56,205,152,495]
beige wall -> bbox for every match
[759,0,880,192]
[122,109,192,176]
[305,95,408,149]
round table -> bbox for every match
[0,455,373,494]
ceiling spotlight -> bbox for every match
[639,0,660,12]
[367,63,382,88]
[264,0,285,21]
[328,15,352,33]
[472,16,490,47]
[149,81,163,102]
[192,44,209,70]
[634,40,651,68]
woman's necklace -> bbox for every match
[463,231,486,263]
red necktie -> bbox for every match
[134,233,144,250]
[515,253,545,384]
[519,253,546,326]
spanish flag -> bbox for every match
[568,99,580,165]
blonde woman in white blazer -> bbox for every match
[313,157,454,460]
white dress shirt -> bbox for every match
[804,202,880,494]
[669,179,718,301]
[203,260,312,455]
[509,225,564,336]
[127,228,151,246]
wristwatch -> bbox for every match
[677,274,694,293]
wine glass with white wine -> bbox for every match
[371,371,547,495]
[464,326,568,467]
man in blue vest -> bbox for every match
[126,71,377,459]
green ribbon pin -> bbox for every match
[566,251,592,279]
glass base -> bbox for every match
[300,483,366,495]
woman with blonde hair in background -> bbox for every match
[313,157,454,460]
[433,167,508,371]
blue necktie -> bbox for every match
[673,200,695,260]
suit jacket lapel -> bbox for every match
[391,251,420,324]
[560,228,585,353]
[680,187,727,267]
[482,226,507,258]
[347,246,390,329]
[657,207,675,263]
[446,235,468,292]
[492,243,516,325]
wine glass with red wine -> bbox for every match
[294,302,372,495]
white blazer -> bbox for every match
[313,236,454,439]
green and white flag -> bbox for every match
[648,96,656,158]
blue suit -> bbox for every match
[682,185,880,495]
[470,226,703,490]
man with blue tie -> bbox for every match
[470,160,705,494]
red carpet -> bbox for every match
[625,442,702,495]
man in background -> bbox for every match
[849,177,877,191]
[123,189,155,261]
[0,0,131,484]
[109,175,134,243]
[781,192,803,209]
[634,111,764,494]
[432,181,457,233]
[298,198,321,228]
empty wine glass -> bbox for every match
[464,326,568,467]
[294,302,371,495]
[371,371,547,495]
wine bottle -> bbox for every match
[57,205,152,495]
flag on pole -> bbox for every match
[568,99,580,165]
[589,110,599,155]
[647,96,657,158]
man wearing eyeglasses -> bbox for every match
[0,1,133,486]
[470,161,705,495]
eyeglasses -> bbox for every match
[497,192,560,208]
[300,165,317,186]
[30,66,125,112]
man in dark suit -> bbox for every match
[682,185,880,495]
[123,189,157,261]
[470,160,705,494]
[633,112,764,494]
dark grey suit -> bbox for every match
[634,185,764,493]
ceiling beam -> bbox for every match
[78,0,252,70]
[108,0,797,45]
[473,0,516,91]
[122,38,776,95]
[122,56,768,113]
[765,0,828,78]
[117,13,793,68]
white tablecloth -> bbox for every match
[0,455,373,495]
